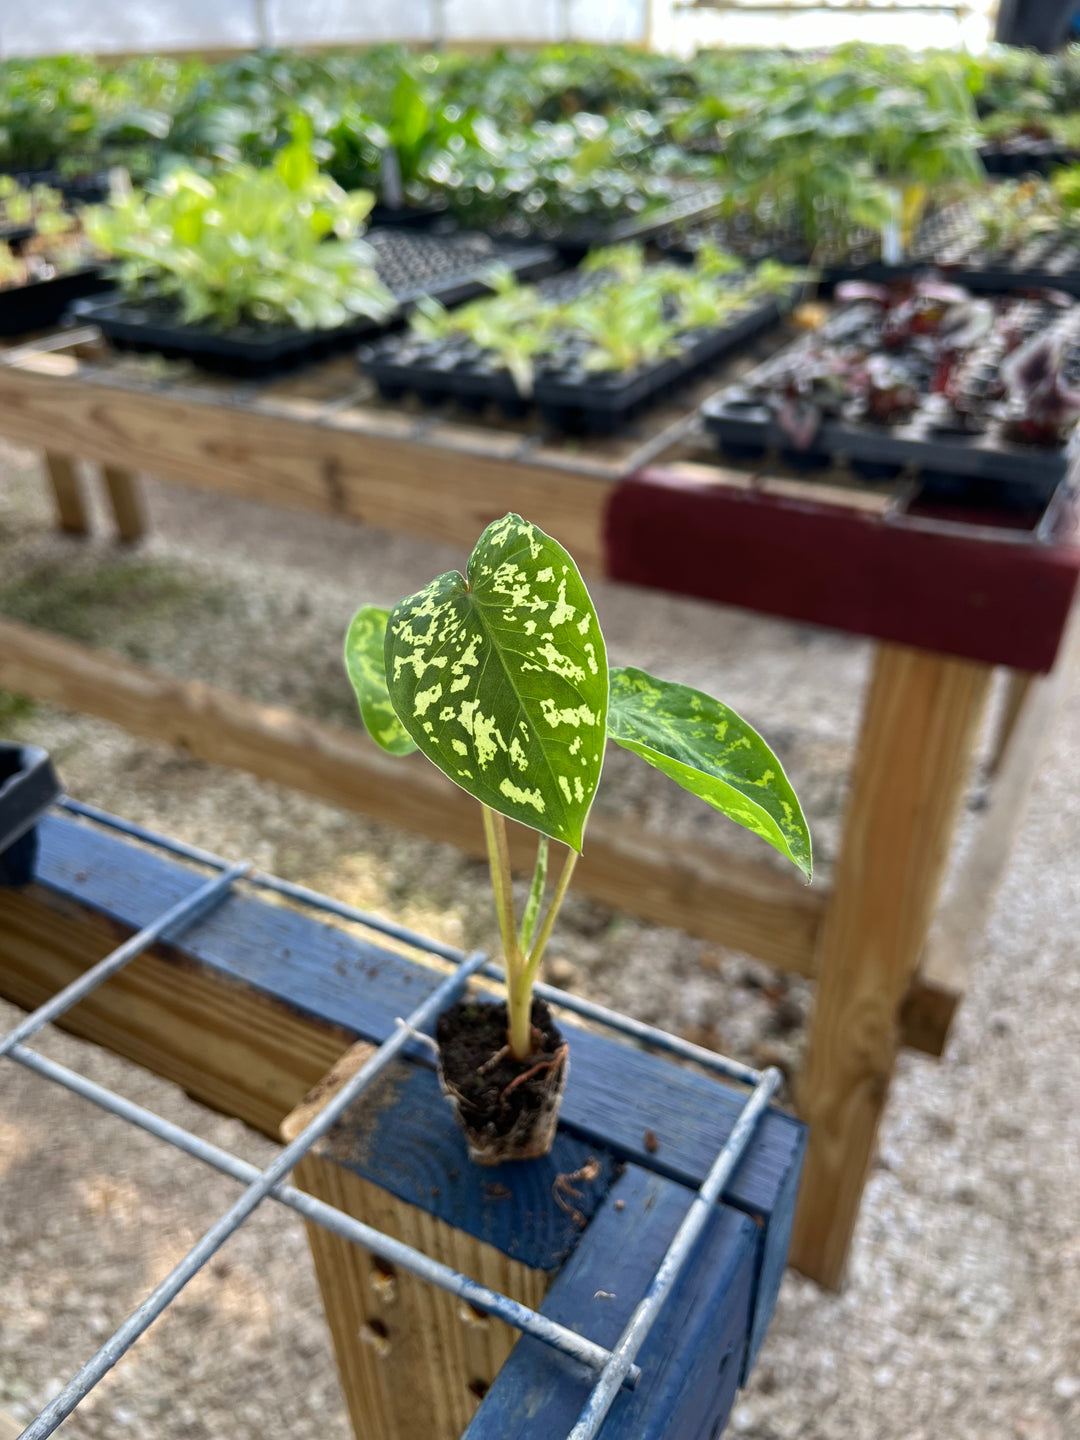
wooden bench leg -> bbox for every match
[100,465,145,543]
[44,453,89,534]
[987,668,1036,778]
[790,643,992,1289]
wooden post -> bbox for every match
[790,643,992,1289]
[43,453,88,534]
[100,465,145,543]
[281,1045,553,1440]
[987,668,1036,778]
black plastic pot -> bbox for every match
[75,232,559,379]
[0,265,112,338]
[361,283,788,436]
[0,743,61,887]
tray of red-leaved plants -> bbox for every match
[702,278,1080,511]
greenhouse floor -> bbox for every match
[0,442,1078,1440]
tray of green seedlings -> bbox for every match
[703,278,1080,513]
[359,242,801,435]
[418,113,724,260]
[0,196,109,337]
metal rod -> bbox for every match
[54,799,761,1084]
[8,1042,635,1385]
[17,949,488,1440]
[57,798,466,963]
[567,1068,784,1440]
[0,861,249,1059]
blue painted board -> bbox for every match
[35,815,803,1218]
[318,1058,619,1272]
[465,1163,758,1440]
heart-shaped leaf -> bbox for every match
[385,514,608,851]
[344,605,417,756]
[607,666,812,879]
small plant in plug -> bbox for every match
[345,514,811,1164]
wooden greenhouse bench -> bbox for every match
[0,325,1076,1289]
[0,809,804,1439]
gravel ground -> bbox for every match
[0,442,1077,1439]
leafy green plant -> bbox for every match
[345,513,810,1072]
[410,244,801,394]
[85,133,393,331]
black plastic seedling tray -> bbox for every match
[703,316,1077,513]
[819,204,1080,298]
[361,273,789,436]
[0,742,61,887]
[0,264,111,337]
[468,185,725,263]
[75,232,558,379]
[979,141,1076,177]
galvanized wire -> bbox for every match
[567,1067,784,1440]
[8,1040,633,1382]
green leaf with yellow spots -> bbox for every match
[344,605,418,757]
[384,514,608,851]
[607,667,812,879]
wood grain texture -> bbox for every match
[295,1151,549,1440]
[465,1165,757,1440]
[904,611,1079,1055]
[987,668,1036,778]
[790,644,992,1287]
[282,1044,555,1440]
[0,617,823,976]
[0,357,612,569]
[100,464,145,543]
[43,452,88,534]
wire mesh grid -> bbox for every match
[2,797,781,1440]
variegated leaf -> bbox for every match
[385,514,608,850]
[607,666,812,878]
[344,605,417,756]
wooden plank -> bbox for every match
[43,452,88,534]
[0,617,823,976]
[615,464,1080,672]
[902,608,1079,1055]
[790,644,993,1287]
[2,815,805,1223]
[987,668,1036,777]
[0,358,613,570]
[281,1042,589,1440]
[100,464,146,543]
[466,1167,758,1439]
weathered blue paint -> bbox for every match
[316,1058,619,1272]
[465,1164,758,1439]
[30,813,804,1383]
[744,1113,805,1381]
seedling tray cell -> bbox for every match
[361,282,787,436]
[0,264,111,337]
[75,231,559,379]
[0,741,61,886]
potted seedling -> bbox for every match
[345,513,810,1164]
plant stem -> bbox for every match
[518,833,549,954]
[520,845,579,998]
[481,804,518,974]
